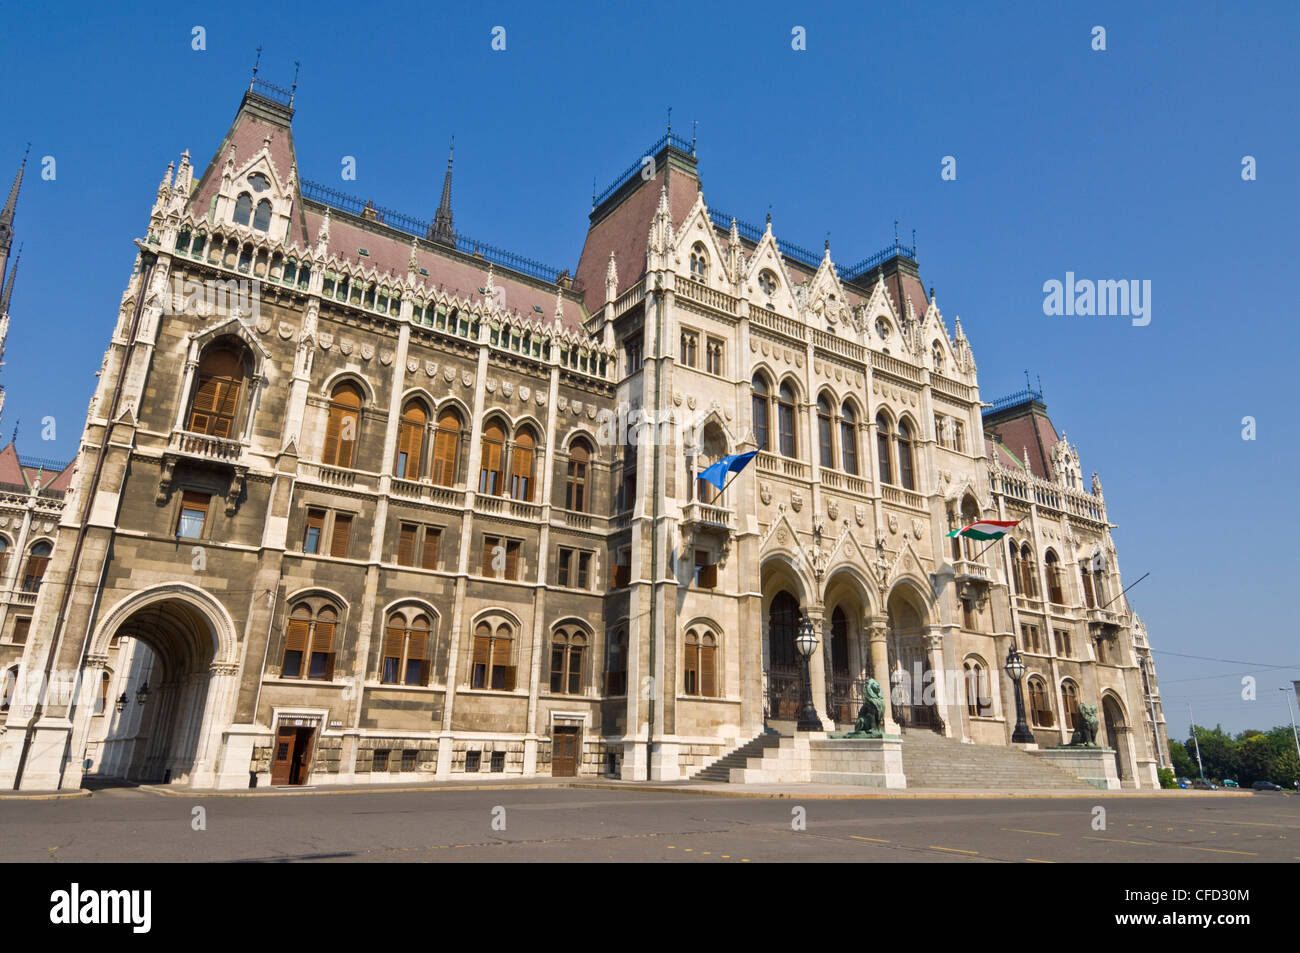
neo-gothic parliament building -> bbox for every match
[0,80,1170,790]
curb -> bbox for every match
[0,789,94,800]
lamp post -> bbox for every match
[1004,646,1034,743]
[115,692,128,714]
[795,616,824,732]
[1280,688,1300,766]
[135,681,150,706]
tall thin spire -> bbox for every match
[0,145,28,266]
[1,243,19,316]
[428,137,455,246]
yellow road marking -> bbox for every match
[721,854,730,858]
[1178,845,1258,856]
[1025,857,1055,863]
[667,845,676,849]
[1004,828,1060,837]
[741,858,750,863]
[930,845,978,854]
[683,848,693,852]
[850,835,891,843]
[1084,836,1155,846]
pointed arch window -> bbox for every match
[510,428,536,502]
[1028,676,1054,727]
[751,375,771,451]
[897,419,916,491]
[479,420,506,495]
[817,395,834,468]
[689,243,708,282]
[565,438,591,512]
[875,413,893,485]
[1061,680,1081,730]
[322,382,362,468]
[758,269,777,298]
[21,541,52,592]
[471,620,515,690]
[281,603,338,680]
[252,199,272,232]
[396,401,428,479]
[550,629,586,695]
[1081,564,1097,607]
[432,408,461,486]
[840,403,859,475]
[931,339,944,372]
[233,192,252,227]
[964,658,993,716]
[777,382,797,458]
[684,628,718,697]
[382,610,432,686]
[1045,550,1065,604]
[188,343,248,439]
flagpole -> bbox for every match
[1098,571,1149,612]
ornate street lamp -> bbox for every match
[1004,646,1034,743]
[115,692,129,714]
[795,616,824,732]
[135,681,150,706]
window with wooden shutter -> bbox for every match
[505,540,520,581]
[323,382,362,467]
[282,607,311,678]
[751,375,770,451]
[420,527,440,570]
[700,634,716,697]
[491,624,512,690]
[876,413,893,484]
[1081,567,1096,607]
[12,617,30,646]
[303,509,325,554]
[482,536,499,577]
[694,550,717,589]
[605,628,627,695]
[188,346,244,438]
[396,401,427,479]
[176,491,209,539]
[557,547,571,587]
[577,552,590,589]
[898,420,916,490]
[406,616,430,686]
[471,624,491,688]
[684,631,699,695]
[382,620,404,683]
[479,420,506,494]
[550,635,566,694]
[330,514,352,558]
[568,638,584,695]
[309,608,336,680]
[566,440,589,512]
[397,523,417,567]
[510,429,535,502]
[432,409,460,486]
[21,542,51,592]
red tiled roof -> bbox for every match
[985,409,1060,480]
[0,443,77,492]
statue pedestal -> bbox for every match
[808,738,906,789]
[1036,746,1120,790]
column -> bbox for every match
[867,619,898,733]
[924,626,950,736]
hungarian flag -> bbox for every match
[945,518,1022,541]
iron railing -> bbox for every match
[985,386,1045,413]
[841,238,918,282]
[593,133,697,209]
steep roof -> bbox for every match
[0,442,76,493]
[982,395,1061,480]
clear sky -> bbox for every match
[2,1,1296,735]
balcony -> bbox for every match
[390,477,460,507]
[819,468,870,496]
[681,501,735,533]
[756,451,810,481]
[953,559,991,584]
[1085,606,1126,628]
[300,462,358,489]
[169,430,242,462]
[881,484,925,509]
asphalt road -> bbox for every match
[2,787,1295,863]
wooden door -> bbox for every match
[290,728,316,785]
[271,727,296,785]
[552,727,579,777]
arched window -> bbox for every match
[751,375,771,451]
[830,606,849,677]
[605,626,628,695]
[432,408,461,486]
[684,628,718,697]
[689,243,708,281]
[252,199,272,232]
[964,658,993,716]
[1028,676,1053,727]
[1061,680,1080,730]
[840,403,858,475]
[281,603,338,680]
[395,401,427,479]
[510,427,536,502]
[1018,543,1040,598]
[0,536,8,581]
[382,610,432,686]
[931,339,944,372]
[322,382,362,468]
[1045,550,1065,604]
[471,620,515,690]
[777,382,797,458]
[565,438,591,512]
[187,343,248,438]
[897,419,916,491]
[817,395,834,468]
[875,412,893,485]
[1080,564,1096,607]
[21,541,52,592]
[758,269,777,298]
[479,419,506,494]
[768,591,800,670]
[550,629,586,695]
[233,192,252,226]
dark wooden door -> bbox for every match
[271,727,296,785]
[552,727,579,777]
[290,728,315,785]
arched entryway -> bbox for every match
[765,590,801,720]
[886,583,942,732]
[822,568,874,726]
[72,586,239,788]
[1102,694,1131,784]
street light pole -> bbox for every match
[794,616,823,732]
[1187,702,1204,781]
[1004,646,1034,744]
[1280,688,1300,766]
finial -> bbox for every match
[667,105,672,135]
[692,119,698,154]
[894,219,899,243]
[291,60,301,103]
[250,46,262,88]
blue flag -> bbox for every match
[697,450,758,491]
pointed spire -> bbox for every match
[1,244,19,315]
[429,137,455,246]
[315,207,331,251]
[0,146,28,261]
[605,251,619,304]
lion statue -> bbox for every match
[834,678,886,739]
[1069,702,1100,747]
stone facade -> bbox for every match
[0,84,1169,791]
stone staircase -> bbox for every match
[900,730,1094,791]
[692,733,784,782]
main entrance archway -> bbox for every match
[1102,694,1131,783]
[886,585,941,732]
[74,585,239,788]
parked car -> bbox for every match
[1192,779,1218,790]
[1222,779,1239,788]
[1177,777,1191,789]
[1252,780,1284,791]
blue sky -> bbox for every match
[2,2,1296,734]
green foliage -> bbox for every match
[1178,723,1300,787]
[1168,739,1196,779]
[1157,767,1177,789]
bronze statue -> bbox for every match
[1068,702,1100,746]
[834,678,886,738]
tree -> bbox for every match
[1168,739,1195,779]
